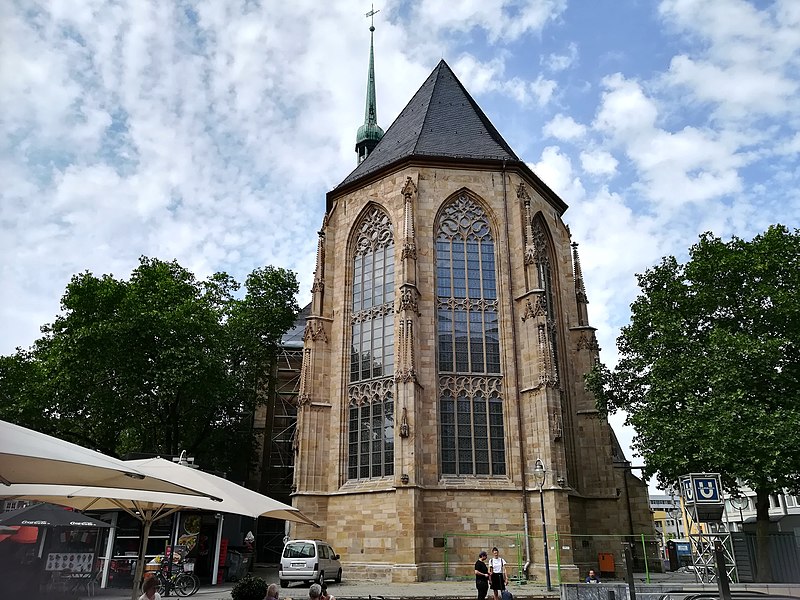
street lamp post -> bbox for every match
[730,496,747,532]
[533,459,552,591]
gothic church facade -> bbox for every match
[288,43,651,582]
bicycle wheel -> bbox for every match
[174,572,199,596]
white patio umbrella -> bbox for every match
[1,458,317,600]
[0,420,215,497]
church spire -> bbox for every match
[355,6,384,163]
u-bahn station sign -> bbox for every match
[680,473,725,522]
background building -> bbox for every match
[649,493,684,556]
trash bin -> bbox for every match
[241,551,253,574]
[226,550,244,581]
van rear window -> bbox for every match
[284,542,315,559]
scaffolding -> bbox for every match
[253,342,303,563]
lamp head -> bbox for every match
[533,459,546,486]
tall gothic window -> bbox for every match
[532,215,560,381]
[436,193,505,476]
[348,207,395,480]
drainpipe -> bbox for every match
[501,160,532,576]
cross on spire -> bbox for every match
[366,4,379,31]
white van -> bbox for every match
[279,539,342,587]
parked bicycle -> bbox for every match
[152,559,199,597]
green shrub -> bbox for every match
[231,574,268,600]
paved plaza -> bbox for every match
[83,563,712,600]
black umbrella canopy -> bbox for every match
[0,502,110,528]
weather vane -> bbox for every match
[366,4,379,30]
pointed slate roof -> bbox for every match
[336,60,521,190]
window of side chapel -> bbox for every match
[347,206,395,480]
[435,193,506,476]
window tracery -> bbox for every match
[435,193,505,476]
[348,206,395,480]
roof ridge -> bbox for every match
[412,60,446,157]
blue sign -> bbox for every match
[681,476,694,502]
[680,473,723,506]
[693,476,721,503]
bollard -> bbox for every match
[622,543,637,600]
[714,541,732,600]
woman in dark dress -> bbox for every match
[474,550,490,600]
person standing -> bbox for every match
[585,569,601,583]
[488,547,508,600]
[474,550,490,600]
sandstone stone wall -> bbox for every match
[290,161,650,582]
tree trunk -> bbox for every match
[754,488,773,582]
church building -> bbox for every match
[287,23,651,583]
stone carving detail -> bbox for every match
[576,332,601,352]
[530,219,549,267]
[516,181,531,202]
[397,286,421,315]
[297,348,312,405]
[401,241,417,261]
[537,323,559,388]
[439,375,503,400]
[348,376,395,407]
[303,320,328,343]
[521,294,548,321]
[572,242,588,305]
[395,319,417,383]
[437,297,498,312]
[355,206,394,255]
[312,229,326,295]
[439,193,492,241]
[551,414,563,440]
[351,302,394,323]
[402,176,417,200]
[395,368,416,383]
[401,177,417,261]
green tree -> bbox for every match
[0,257,299,478]
[586,225,800,582]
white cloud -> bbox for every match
[579,150,618,176]
[412,0,567,42]
[543,114,586,141]
[658,0,800,120]
[543,42,578,72]
[593,74,744,205]
[529,146,586,204]
[454,55,557,107]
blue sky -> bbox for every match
[2,0,799,484]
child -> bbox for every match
[139,574,162,600]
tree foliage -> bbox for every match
[0,257,299,479]
[586,225,800,581]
